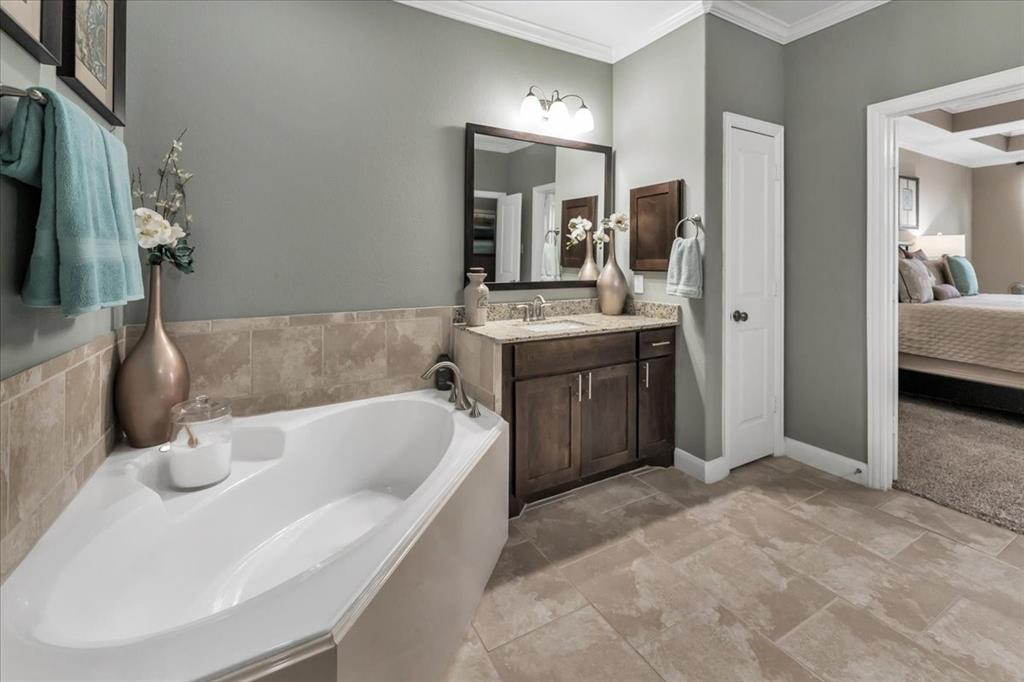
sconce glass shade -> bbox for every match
[574,105,594,133]
[520,93,542,122]
[548,98,570,130]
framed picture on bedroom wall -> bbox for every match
[57,0,124,126]
[898,175,919,229]
[0,0,62,65]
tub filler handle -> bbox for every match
[421,360,478,415]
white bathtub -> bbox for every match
[0,390,509,681]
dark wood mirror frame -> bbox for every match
[465,123,613,291]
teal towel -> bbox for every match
[0,87,143,316]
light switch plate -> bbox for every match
[633,274,645,294]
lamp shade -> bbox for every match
[914,234,966,257]
[520,93,542,122]
[574,105,594,133]
[548,98,570,131]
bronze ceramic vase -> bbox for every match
[597,231,627,315]
[578,231,600,281]
[115,264,190,447]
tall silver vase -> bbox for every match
[115,264,191,447]
[578,231,600,281]
[597,231,627,315]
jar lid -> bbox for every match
[170,395,231,423]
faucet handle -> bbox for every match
[539,302,552,320]
[516,304,531,322]
[469,399,481,418]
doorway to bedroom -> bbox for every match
[867,68,1024,534]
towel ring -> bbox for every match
[674,214,704,239]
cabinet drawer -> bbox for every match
[514,332,636,379]
[639,328,675,359]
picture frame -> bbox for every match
[0,0,62,65]
[898,175,919,229]
[58,0,124,126]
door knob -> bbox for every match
[732,310,748,322]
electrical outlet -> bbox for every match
[633,274,645,294]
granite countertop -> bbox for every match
[459,312,677,344]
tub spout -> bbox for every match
[421,361,474,413]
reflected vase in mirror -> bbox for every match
[579,231,600,281]
[597,231,627,315]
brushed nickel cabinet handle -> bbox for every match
[650,341,671,347]
[577,373,582,403]
[587,372,592,400]
[643,362,650,388]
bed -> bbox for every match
[899,294,1024,413]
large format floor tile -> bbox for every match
[778,599,970,682]
[789,492,925,558]
[879,493,1016,556]
[510,494,631,565]
[574,473,657,514]
[444,627,502,682]
[637,604,818,682]
[923,597,1024,682]
[487,606,661,682]
[997,534,1024,570]
[677,535,836,640]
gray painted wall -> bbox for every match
[613,17,707,457]
[124,0,611,324]
[506,144,556,281]
[898,148,972,249]
[703,16,785,460]
[784,0,1024,462]
[0,34,121,379]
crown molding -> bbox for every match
[706,0,889,45]
[611,2,708,62]
[394,0,614,62]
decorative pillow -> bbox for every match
[909,249,930,261]
[932,284,961,300]
[898,258,934,303]
[921,259,947,285]
[943,255,979,296]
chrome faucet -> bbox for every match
[516,295,552,322]
[421,360,480,417]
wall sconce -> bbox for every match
[520,86,594,134]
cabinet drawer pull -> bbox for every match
[577,373,582,403]
[643,362,650,388]
[587,372,592,400]
[649,341,671,347]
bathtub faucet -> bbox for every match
[421,361,480,417]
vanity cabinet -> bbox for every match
[505,329,675,510]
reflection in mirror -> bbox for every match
[470,132,608,286]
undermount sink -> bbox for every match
[523,320,589,333]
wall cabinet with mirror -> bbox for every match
[465,124,612,290]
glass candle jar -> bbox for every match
[167,395,233,489]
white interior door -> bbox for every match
[723,115,784,469]
[495,193,522,282]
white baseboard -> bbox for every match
[674,448,730,484]
[784,438,867,484]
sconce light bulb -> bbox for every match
[520,93,542,122]
[574,104,594,133]
[548,98,570,130]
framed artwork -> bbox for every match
[898,175,919,229]
[0,0,62,65]
[57,0,124,126]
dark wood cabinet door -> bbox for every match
[630,180,682,272]
[515,372,582,496]
[639,355,675,462]
[560,195,598,268]
[581,363,637,476]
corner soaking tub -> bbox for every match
[1,390,509,681]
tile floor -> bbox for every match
[444,457,1024,682]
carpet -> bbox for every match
[897,395,1024,533]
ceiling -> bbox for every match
[396,1,889,62]
[899,100,1024,168]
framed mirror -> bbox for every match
[465,123,612,290]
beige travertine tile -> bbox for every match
[176,331,252,399]
[75,431,110,487]
[209,316,287,333]
[0,516,37,582]
[471,541,587,651]
[778,599,969,682]
[789,492,925,558]
[561,538,717,647]
[997,535,1024,570]
[574,473,657,514]
[924,598,1024,682]
[64,355,101,467]
[323,322,387,383]
[251,326,322,394]
[677,535,835,641]
[356,308,416,322]
[386,317,444,377]
[443,626,501,682]
[97,348,119,433]
[288,312,356,326]
[634,467,715,507]
[164,320,212,335]
[7,376,65,528]
[40,345,87,380]
[511,494,632,565]
[0,365,41,402]
[685,491,833,562]
[639,603,818,682]
[785,535,959,635]
[891,531,1024,622]
[879,493,1016,556]
[488,606,660,682]
[1,401,10,535]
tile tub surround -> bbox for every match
[445,458,1024,682]
[0,332,120,583]
[122,306,454,417]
